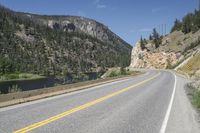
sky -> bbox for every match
[0,0,198,46]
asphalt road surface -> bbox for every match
[0,70,199,133]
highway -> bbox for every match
[0,70,199,133]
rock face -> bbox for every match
[130,42,178,69]
[23,14,129,50]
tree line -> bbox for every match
[140,28,162,50]
[171,9,200,33]
[140,9,200,50]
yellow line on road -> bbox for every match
[13,72,160,133]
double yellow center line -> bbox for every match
[13,72,160,133]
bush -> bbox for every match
[120,67,127,75]
[109,71,119,77]
[19,74,30,79]
[192,91,200,108]
[6,74,19,79]
[79,73,89,81]
[187,83,200,109]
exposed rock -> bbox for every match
[15,25,35,43]
[130,29,200,69]
[130,42,178,69]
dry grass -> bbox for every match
[101,67,140,78]
[179,53,200,77]
[161,30,200,53]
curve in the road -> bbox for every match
[13,72,160,133]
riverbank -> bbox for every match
[0,71,142,108]
[0,72,103,94]
[0,73,45,82]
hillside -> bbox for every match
[0,5,132,76]
[178,50,200,79]
[130,30,200,69]
[130,10,200,70]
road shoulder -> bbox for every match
[166,74,200,133]
[0,73,142,108]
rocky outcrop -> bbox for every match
[22,14,131,51]
[130,42,178,69]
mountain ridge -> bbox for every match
[0,5,132,76]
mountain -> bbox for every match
[130,10,200,70]
[0,5,132,76]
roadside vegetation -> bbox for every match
[187,82,200,109]
[102,67,140,78]
[178,53,200,78]
[193,91,200,109]
[183,53,200,110]
[0,73,45,82]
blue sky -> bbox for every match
[0,0,198,46]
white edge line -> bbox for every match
[159,71,177,133]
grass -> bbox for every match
[107,68,127,78]
[0,73,45,82]
[180,52,200,109]
[162,31,200,53]
[103,67,140,78]
[187,83,200,109]
[192,91,200,108]
[178,53,200,77]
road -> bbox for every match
[0,70,199,133]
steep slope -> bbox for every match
[178,50,200,79]
[130,30,200,69]
[0,5,132,76]
[130,10,200,69]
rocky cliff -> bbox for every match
[21,13,130,50]
[130,42,177,69]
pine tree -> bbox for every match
[140,36,145,50]
[149,35,153,40]
[171,19,182,32]
[152,28,161,48]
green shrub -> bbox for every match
[6,74,19,79]
[109,71,119,77]
[120,67,127,75]
[19,74,30,79]
[192,91,200,108]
